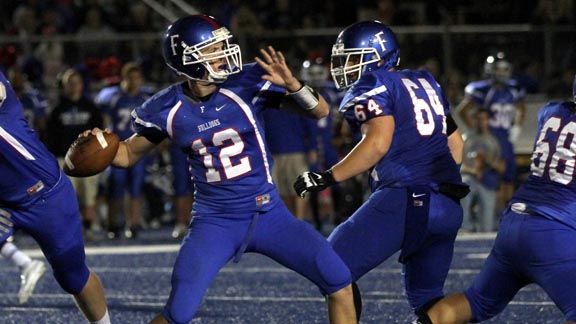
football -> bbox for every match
[63,132,120,177]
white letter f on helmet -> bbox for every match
[170,34,180,55]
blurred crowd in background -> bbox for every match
[1,0,576,240]
[1,1,576,103]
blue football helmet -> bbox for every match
[484,52,512,83]
[162,15,242,83]
[330,20,400,90]
[300,57,329,88]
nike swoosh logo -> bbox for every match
[215,104,226,111]
[412,193,426,198]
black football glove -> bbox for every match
[293,170,337,198]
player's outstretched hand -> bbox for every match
[294,170,337,198]
[255,46,301,92]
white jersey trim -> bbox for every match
[131,110,163,131]
[166,100,183,138]
[0,126,35,160]
[251,81,273,105]
[341,85,388,112]
[220,88,273,184]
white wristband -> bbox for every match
[288,85,319,110]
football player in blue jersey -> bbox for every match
[456,52,527,227]
[0,72,110,323]
[96,62,153,239]
[82,14,356,324]
[417,77,576,324]
[294,20,469,321]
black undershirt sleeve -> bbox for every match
[446,113,458,136]
[138,128,167,144]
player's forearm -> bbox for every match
[448,129,464,165]
[515,102,527,126]
[331,116,393,182]
[456,99,474,129]
[112,134,154,168]
[112,142,133,168]
[331,136,388,183]
[310,95,329,119]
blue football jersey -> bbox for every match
[339,69,462,190]
[132,63,286,213]
[464,79,525,139]
[0,72,60,207]
[96,85,152,140]
[262,108,317,155]
[19,88,48,129]
[315,84,345,168]
[510,101,576,230]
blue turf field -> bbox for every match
[0,229,564,323]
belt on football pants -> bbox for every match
[233,212,259,263]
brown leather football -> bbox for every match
[63,132,120,177]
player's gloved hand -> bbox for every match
[294,170,336,198]
[509,125,521,142]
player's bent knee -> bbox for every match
[328,283,353,298]
[314,247,352,294]
[465,290,503,323]
[48,246,90,295]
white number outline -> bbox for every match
[488,102,515,129]
[401,78,446,136]
[353,99,383,121]
[192,128,251,183]
[531,117,576,184]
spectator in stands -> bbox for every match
[45,68,104,239]
[76,7,116,59]
[228,2,264,36]
[95,62,153,239]
[460,109,505,232]
[9,4,38,36]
